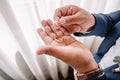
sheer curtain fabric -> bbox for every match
[0,0,120,80]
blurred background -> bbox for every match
[0,0,120,80]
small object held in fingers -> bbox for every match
[59,17,66,25]
[54,21,61,28]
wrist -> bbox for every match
[86,15,96,32]
[75,64,104,80]
[75,59,98,73]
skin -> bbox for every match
[54,5,95,33]
[36,19,98,73]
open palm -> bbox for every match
[37,19,97,72]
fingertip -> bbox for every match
[54,21,61,28]
[36,49,40,55]
[46,19,53,26]
[36,48,45,55]
[36,45,51,55]
[37,28,43,33]
[41,20,47,26]
[36,48,41,55]
[60,17,66,25]
[41,20,46,24]
[54,16,60,21]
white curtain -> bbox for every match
[0,0,120,80]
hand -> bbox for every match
[37,19,98,72]
[54,5,95,33]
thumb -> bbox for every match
[36,45,54,55]
[36,45,70,62]
[59,12,80,26]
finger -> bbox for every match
[36,45,70,61]
[54,6,69,21]
[47,19,53,26]
[47,24,63,38]
[66,24,81,33]
[37,28,53,44]
[52,24,64,37]
[41,20,52,35]
[46,19,58,39]
[60,25,71,33]
[41,20,48,27]
[41,20,57,39]
[55,30,64,38]
[36,45,80,65]
[54,8,61,21]
[58,22,82,33]
[59,12,81,26]
[54,5,81,26]
[59,27,71,36]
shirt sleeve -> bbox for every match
[74,11,120,37]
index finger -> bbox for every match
[54,6,68,21]
[54,8,62,21]
[37,28,53,44]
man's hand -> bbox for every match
[37,19,98,72]
[54,5,95,33]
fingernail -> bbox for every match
[60,18,66,25]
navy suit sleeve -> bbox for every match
[74,11,120,37]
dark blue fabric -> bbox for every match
[104,64,120,80]
[74,11,120,37]
[89,11,120,37]
[97,22,120,56]
[90,74,107,80]
[74,11,120,80]
[90,64,120,80]
[93,54,102,63]
[93,54,120,80]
